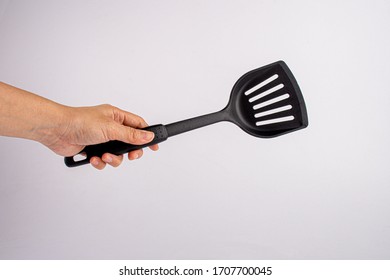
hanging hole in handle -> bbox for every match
[73,153,87,162]
[64,152,90,167]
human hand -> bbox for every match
[0,82,157,169]
[45,104,159,170]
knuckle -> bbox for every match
[138,117,147,128]
[101,104,119,114]
[137,116,145,123]
[98,103,112,110]
[112,156,123,167]
[130,113,147,128]
[128,128,139,141]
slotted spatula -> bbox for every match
[65,61,308,167]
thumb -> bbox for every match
[113,124,155,145]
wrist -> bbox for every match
[34,103,72,147]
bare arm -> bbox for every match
[0,82,158,169]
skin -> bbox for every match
[0,82,158,170]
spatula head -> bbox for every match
[227,61,308,138]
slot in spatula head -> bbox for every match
[226,61,308,138]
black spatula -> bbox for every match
[65,61,308,167]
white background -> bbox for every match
[0,0,389,259]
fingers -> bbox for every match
[128,149,143,160]
[90,157,106,170]
[89,106,160,170]
[120,110,149,129]
[127,147,158,159]
[102,153,123,167]
[111,107,156,146]
[90,149,151,169]
[149,144,159,151]
[90,154,123,170]
[113,124,155,145]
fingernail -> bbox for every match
[133,153,139,159]
[105,156,112,163]
[92,159,99,166]
[142,131,154,141]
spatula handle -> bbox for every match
[64,124,168,167]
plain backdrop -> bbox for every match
[0,0,389,259]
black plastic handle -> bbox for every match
[64,124,168,167]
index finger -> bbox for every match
[117,109,149,128]
[116,108,160,150]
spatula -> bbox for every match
[65,61,308,167]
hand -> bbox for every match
[47,104,159,170]
[0,82,158,170]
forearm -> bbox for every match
[0,82,69,144]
